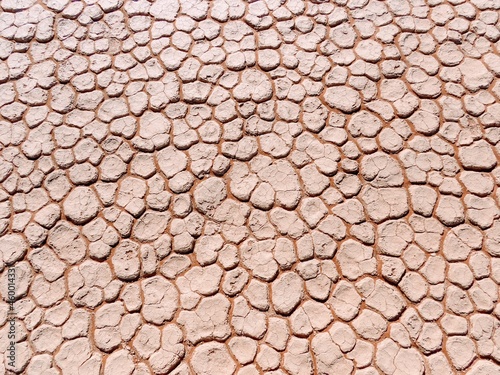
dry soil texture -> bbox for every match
[1,0,500,374]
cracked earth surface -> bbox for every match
[0,0,500,374]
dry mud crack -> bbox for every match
[0,0,500,374]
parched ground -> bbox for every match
[0,0,500,374]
